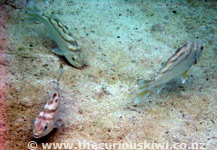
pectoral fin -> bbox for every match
[156,84,166,94]
[54,119,64,129]
[181,70,188,83]
[46,33,55,40]
[52,48,64,56]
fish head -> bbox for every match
[64,51,87,68]
[194,42,203,64]
[33,114,55,138]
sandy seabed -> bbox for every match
[0,0,216,149]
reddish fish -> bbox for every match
[33,64,63,138]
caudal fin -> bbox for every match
[135,79,151,103]
[26,2,42,23]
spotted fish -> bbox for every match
[33,64,64,138]
[136,42,203,103]
[27,3,86,68]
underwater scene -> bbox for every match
[0,0,216,149]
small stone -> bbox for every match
[20,97,33,107]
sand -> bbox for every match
[0,0,216,149]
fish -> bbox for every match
[33,63,64,138]
[26,2,86,68]
[135,42,203,103]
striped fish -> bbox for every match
[136,42,203,103]
[27,3,86,68]
[33,64,63,138]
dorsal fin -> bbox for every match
[159,59,169,72]
[158,45,185,73]
[50,13,59,20]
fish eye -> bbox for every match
[44,125,47,130]
[72,57,75,61]
[201,46,203,50]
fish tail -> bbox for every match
[55,63,64,91]
[26,2,42,23]
[57,63,64,82]
[135,79,151,103]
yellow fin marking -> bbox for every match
[183,70,188,79]
[137,90,150,98]
[135,90,150,103]
[181,70,189,83]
